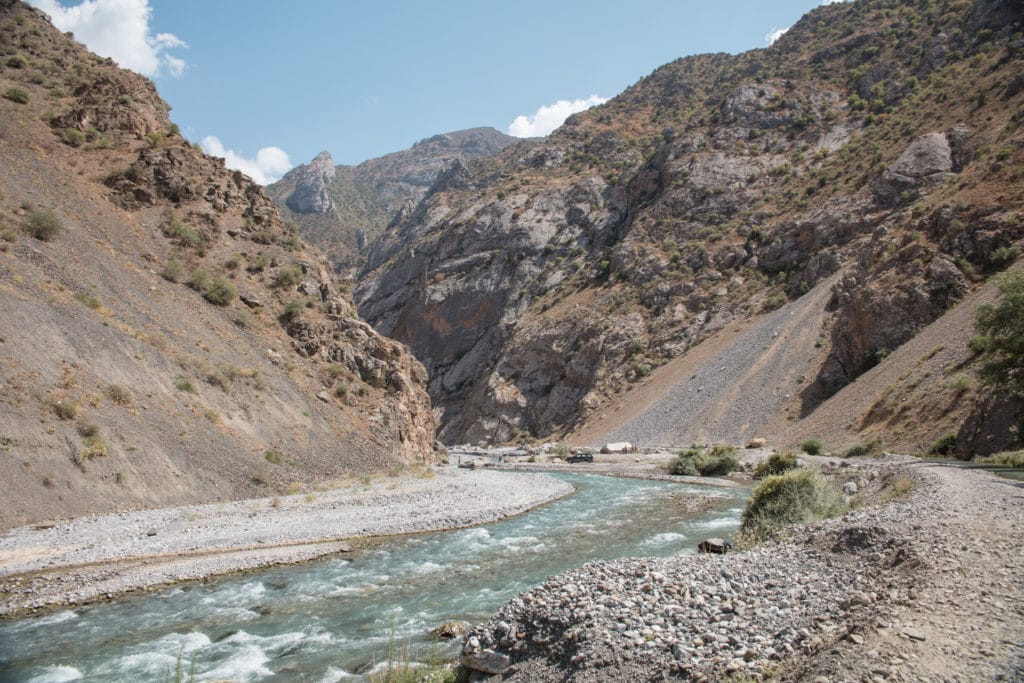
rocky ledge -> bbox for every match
[462,460,1024,681]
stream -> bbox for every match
[0,472,748,682]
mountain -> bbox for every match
[267,127,520,273]
[0,0,436,528]
[354,0,1024,451]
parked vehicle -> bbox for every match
[566,453,594,463]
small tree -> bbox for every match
[971,270,1024,397]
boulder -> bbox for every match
[698,538,732,554]
[431,620,466,639]
[460,649,511,675]
[874,132,954,205]
[842,481,858,496]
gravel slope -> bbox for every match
[581,274,835,448]
[462,460,1024,681]
[0,468,573,616]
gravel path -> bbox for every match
[0,468,573,616]
[461,460,1024,681]
[592,275,835,449]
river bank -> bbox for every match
[462,459,1024,681]
[0,468,574,617]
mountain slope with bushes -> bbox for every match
[355,0,1024,449]
[0,0,436,528]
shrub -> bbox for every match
[246,253,270,273]
[763,293,787,311]
[264,450,281,464]
[24,208,62,240]
[52,399,79,420]
[160,258,186,282]
[753,452,798,478]
[668,444,739,477]
[186,268,211,292]
[988,246,1020,269]
[73,292,101,309]
[174,376,196,393]
[6,55,27,68]
[61,128,86,147]
[740,468,845,541]
[843,437,884,458]
[281,297,311,321]
[334,383,348,397]
[273,264,303,289]
[144,131,163,148]
[800,438,824,455]
[3,87,29,104]
[164,218,202,248]
[971,271,1024,397]
[76,434,108,461]
[232,309,254,329]
[76,420,99,438]
[978,450,1024,468]
[202,277,236,306]
[928,433,957,456]
[105,384,131,405]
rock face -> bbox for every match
[354,0,1024,447]
[285,150,336,214]
[0,0,436,528]
[268,127,519,271]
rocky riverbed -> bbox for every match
[462,459,1024,681]
[0,468,573,617]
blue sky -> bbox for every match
[31,0,840,181]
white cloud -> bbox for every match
[200,136,292,186]
[28,0,186,78]
[507,95,608,138]
[765,26,790,45]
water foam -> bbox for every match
[26,666,82,683]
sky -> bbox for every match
[28,0,845,183]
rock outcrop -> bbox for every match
[285,150,335,214]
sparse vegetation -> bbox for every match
[977,450,1024,468]
[52,399,79,420]
[246,253,270,272]
[174,376,196,393]
[60,128,86,147]
[105,384,131,405]
[928,433,957,457]
[799,438,823,456]
[201,277,236,306]
[273,264,303,289]
[24,208,62,240]
[970,271,1024,397]
[843,438,885,459]
[668,444,739,477]
[264,450,281,465]
[3,87,29,104]
[753,452,798,479]
[762,293,787,311]
[161,258,187,282]
[73,292,102,309]
[232,309,254,328]
[165,218,202,249]
[739,468,845,541]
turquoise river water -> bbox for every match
[0,472,748,682]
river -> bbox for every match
[0,472,748,682]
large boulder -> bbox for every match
[874,132,954,205]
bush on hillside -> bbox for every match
[3,87,29,104]
[202,277,236,306]
[753,452,799,479]
[800,438,824,455]
[971,270,1024,398]
[928,433,957,456]
[842,438,885,458]
[273,264,303,289]
[740,468,845,541]
[24,208,62,240]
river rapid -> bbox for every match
[0,472,748,682]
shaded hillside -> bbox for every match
[356,0,1024,447]
[0,0,436,528]
[267,128,521,273]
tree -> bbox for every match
[971,270,1024,397]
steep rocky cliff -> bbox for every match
[355,0,1024,447]
[0,0,435,527]
[267,127,520,272]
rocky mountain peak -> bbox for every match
[284,150,336,214]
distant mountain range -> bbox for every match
[267,127,521,273]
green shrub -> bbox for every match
[3,87,29,104]
[928,433,957,456]
[161,258,186,282]
[164,218,202,248]
[174,376,196,393]
[740,468,845,541]
[186,268,211,292]
[105,384,131,405]
[144,131,163,148]
[6,55,27,69]
[74,292,102,309]
[800,438,824,455]
[24,208,62,240]
[753,452,798,478]
[264,450,281,464]
[334,383,348,397]
[843,437,884,458]
[273,264,303,288]
[246,253,270,272]
[978,450,1024,468]
[76,434,108,461]
[232,309,254,329]
[668,444,739,477]
[61,128,86,147]
[972,271,1024,397]
[763,293,787,311]
[281,297,312,321]
[988,246,1020,269]
[202,277,236,306]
